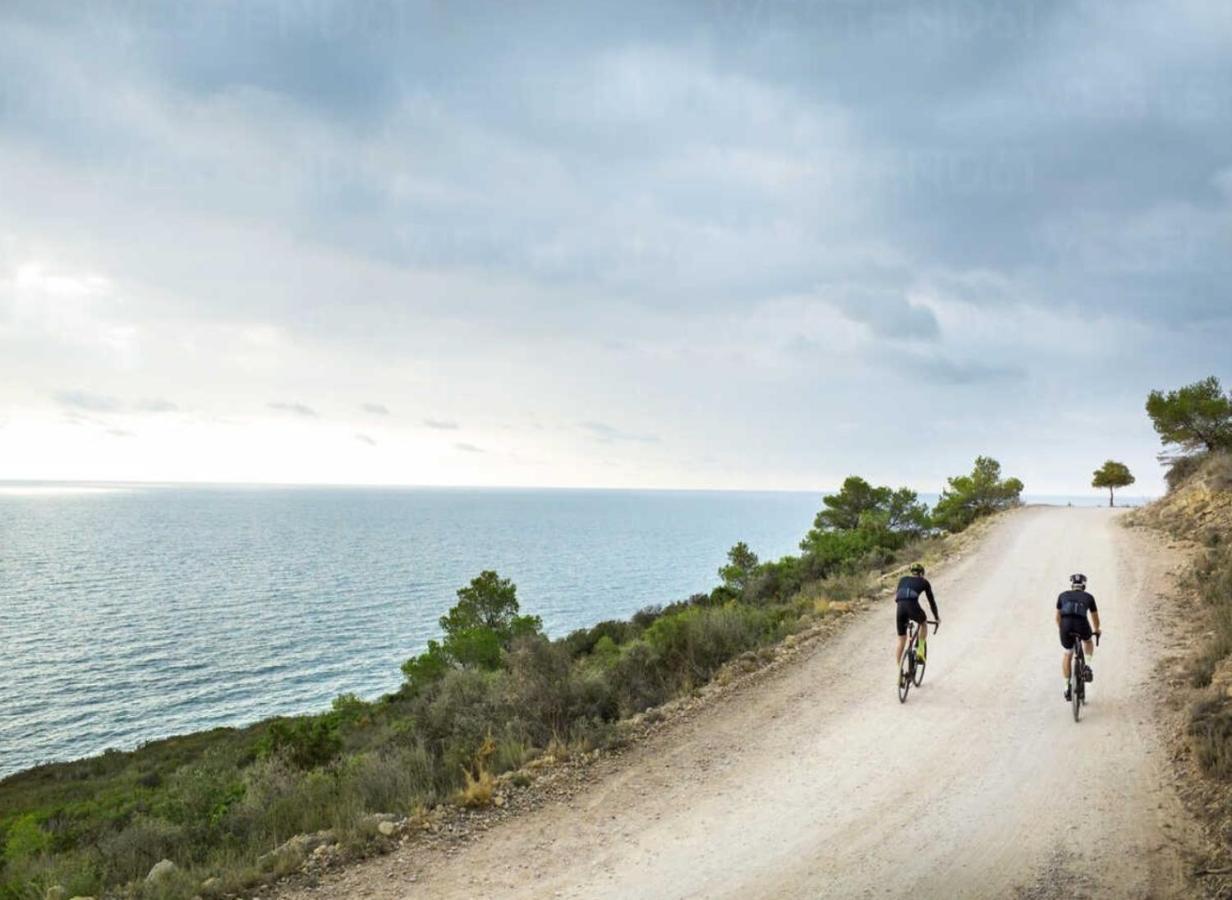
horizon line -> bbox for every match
[0,476,1158,500]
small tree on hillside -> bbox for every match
[1089,465,1133,507]
[1091,460,1135,507]
[402,570,543,687]
[1145,376,1232,455]
[931,456,1023,533]
[719,541,759,594]
[815,476,890,531]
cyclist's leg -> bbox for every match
[912,603,928,659]
[1060,627,1075,679]
[895,602,909,664]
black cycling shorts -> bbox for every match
[896,599,927,636]
[1059,616,1093,650]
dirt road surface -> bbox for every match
[282,507,1195,899]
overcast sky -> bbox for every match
[1,1,1229,495]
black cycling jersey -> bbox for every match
[895,575,938,619]
[1056,589,1097,619]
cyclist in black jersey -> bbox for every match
[1057,573,1102,701]
[894,563,939,666]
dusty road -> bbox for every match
[285,507,1194,899]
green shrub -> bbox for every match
[257,716,342,770]
[561,620,638,657]
[504,637,617,744]
[609,641,669,714]
[643,604,774,688]
[3,814,49,865]
[97,816,183,882]
[415,669,509,777]
[341,744,439,813]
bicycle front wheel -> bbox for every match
[898,651,912,703]
[912,644,926,687]
[1071,661,1082,722]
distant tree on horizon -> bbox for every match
[1091,460,1135,507]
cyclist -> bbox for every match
[1057,573,1102,701]
[895,563,939,666]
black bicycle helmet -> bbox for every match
[910,563,925,576]
[1070,573,1087,588]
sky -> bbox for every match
[1,1,1229,496]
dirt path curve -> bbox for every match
[284,507,1195,899]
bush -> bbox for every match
[257,716,342,770]
[2,815,49,866]
[561,619,638,658]
[1165,451,1208,492]
[1189,695,1232,780]
[504,637,616,744]
[97,816,183,883]
[1188,541,1232,687]
[415,669,509,777]
[643,604,775,689]
[342,744,439,813]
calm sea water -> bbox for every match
[0,484,1144,779]
[0,484,824,778]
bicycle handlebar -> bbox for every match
[927,619,940,633]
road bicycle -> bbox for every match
[897,619,939,704]
[1068,630,1101,722]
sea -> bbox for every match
[0,483,1144,779]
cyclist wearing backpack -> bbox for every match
[1057,573,1102,701]
[894,563,939,666]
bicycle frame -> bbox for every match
[1067,631,1100,722]
[898,619,939,704]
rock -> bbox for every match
[67,896,96,900]
[44,888,67,900]
[201,876,221,892]
[256,830,336,870]
[377,820,397,837]
[492,794,506,807]
[147,859,178,882]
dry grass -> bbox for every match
[457,735,497,808]
[1189,694,1232,780]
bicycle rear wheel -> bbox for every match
[898,647,912,703]
[1071,653,1082,722]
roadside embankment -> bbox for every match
[1127,451,1232,896]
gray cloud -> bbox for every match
[361,403,390,415]
[106,428,133,438]
[423,419,459,430]
[355,433,376,446]
[54,390,122,413]
[454,442,484,453]
[267,402,319,418]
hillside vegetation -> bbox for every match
[0,458,1021,900]
[1132,374,1232,880]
